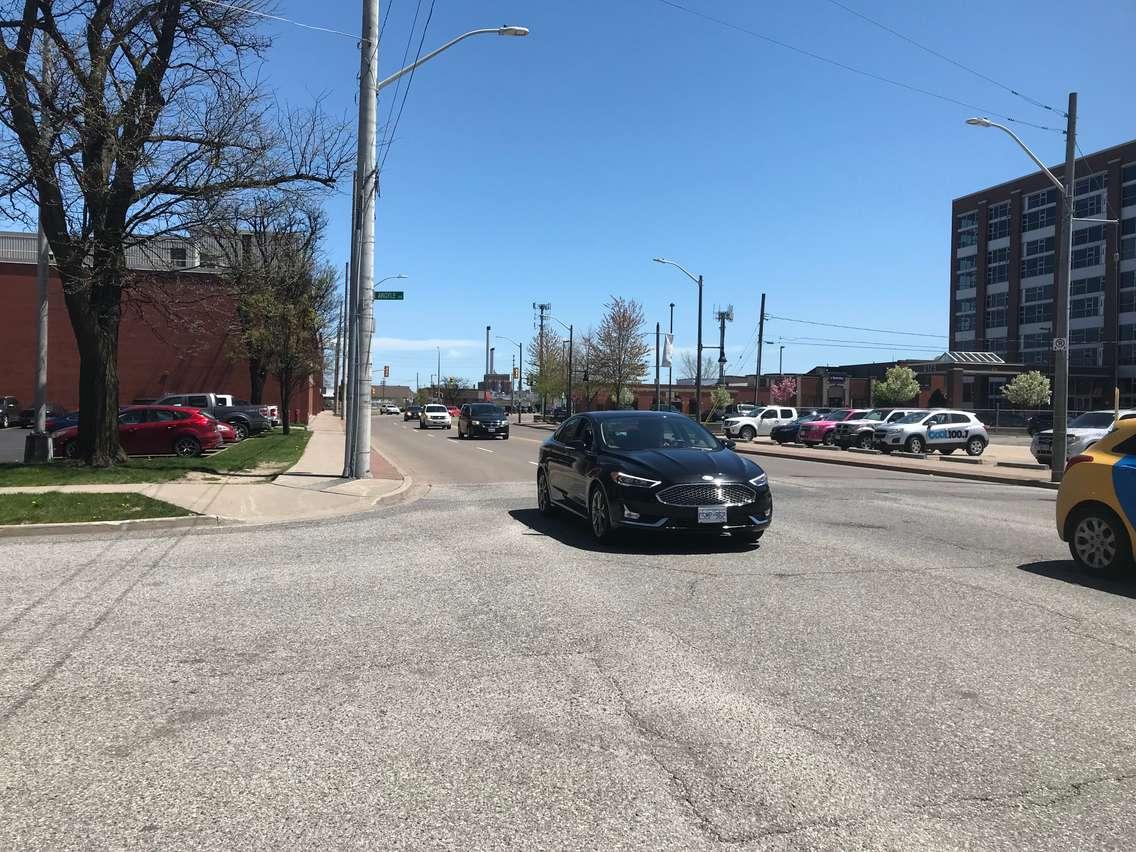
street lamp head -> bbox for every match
[966,117,993,127]
[652,257,667,264]
[395,273,408,279]
[497,25,529,36]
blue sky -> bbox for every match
[265,0,1134,388]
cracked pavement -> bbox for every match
[2,420,1136,849]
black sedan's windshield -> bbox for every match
[599,415,720,451]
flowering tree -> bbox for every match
[770,377,797,404]
[1001,371,1051,408]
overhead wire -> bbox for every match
[198,0,361,40]
[765,313,947,339]
[379,0,436,173]
[820,0,1066,118]
[651,0,1065,133]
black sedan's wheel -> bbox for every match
[0,414,7,428]
[905,435,925,454]
[173,436,202,457]
[1068,505,1132,577]
[589,485,614,542]
[228,420,249,441]
[740,425,756,442]
[537,469,556,516]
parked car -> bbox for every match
[404,405,422,422]
[797,409,866,446]
[722,403,757,419]
[1031,409,1136,466]
[723,406,798,442]
[18,402,68,429]
[769,413,824,445]
[153,392,271,441]
[549,406,569,422]
[536,410,772,543]
[649,403,684,413]
[419,403,452,430]
[380,403,401,415]
[52,405,224,458]
[0,395,19,428]
[216,420,240,443]
[1026,413,1055,436]
[1055,420,1136,576]
[458,403,508,439]
[46,411,80,432]
[447,405,461,418]
[874,409,989,456]
[215,394,279,426]
[832,408,925,450]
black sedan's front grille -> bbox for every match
[656,483,756,507]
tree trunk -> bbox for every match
[248,359,267,404]
[62,268,126,467]
[278,367,292,435]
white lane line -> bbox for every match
[528,461,539,466]
[476,447,495,454]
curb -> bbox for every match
[733,443,1056,490]
[0,513,229,539]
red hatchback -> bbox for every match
[52,406,224,459]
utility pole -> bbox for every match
[778,343,784,376]
[534,303,550,416]
[754,292,766,405]
[511,353,516,420]
[348,0,380,478]
[436,346,441,398]
[1051,92,1077,483]
[714,305,733,386]
[26,32,52,462]
[485,325,491,377]
[695,276,704,422]
[566,324,573,416]
[332,303,343,418]
[668,302,675,408]
[654,322,661,408]
[343,171,360,473]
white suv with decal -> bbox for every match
[873,409,988,456]
[724,406,797,441]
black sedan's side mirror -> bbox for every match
[720,437,736,449]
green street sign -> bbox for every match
[373,290,405,300]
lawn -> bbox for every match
[0,492,192,525]
[0,429,311,487]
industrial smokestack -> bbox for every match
[485,325,491,376]
[490,347,495,375]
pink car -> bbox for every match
[797,409,867,446]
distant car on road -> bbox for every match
[154,392,271,441]
[419,403,452,430]
[1056,420,1136,576]
[458,403,509,439]
[536,410,772,543]
[52,405,223,459]
[380,403,401,415]
[0,395,19,428]
[404,405,422,422]
[1032,410,1136,466]
[832,408,925,450]
[447,405,461,418]
[874,409,988,456]
[723,406,797,442]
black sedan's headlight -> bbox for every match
[610,471,661,488]
[748,472,768,488]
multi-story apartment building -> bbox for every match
[950,139,1136,409]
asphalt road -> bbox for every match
[2,416,1135,849]
[0,425,27,462]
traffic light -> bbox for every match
[383,365,389,378]
[512,367,520,380]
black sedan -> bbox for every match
[769,412,823,445]
[537,410,772,543]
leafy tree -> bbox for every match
[593,296,650,407]
[527,327,565,411]
[1001,370,1052,408]
[414,388,430,405]
[709,385,732,415]
[873,366,921,405]
[0,2,350,464]
[437,377,469,406]
[770,377,798,404]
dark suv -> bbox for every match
[0,396,18,428]
[403,405,422,422]
[458,403,510,439]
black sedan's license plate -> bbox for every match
[697,506,728,524]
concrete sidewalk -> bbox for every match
[0,413,410,527]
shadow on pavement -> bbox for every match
[1017,560,1136,599]
[508,507,761,556]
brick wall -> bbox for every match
[0,262,320,423]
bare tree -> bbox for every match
[592,296,650,408]
[677,350,716,384]
[0,2,352,464]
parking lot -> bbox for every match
[0,426,26,462]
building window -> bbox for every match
[957,255,976,272]
[1122,217,1136,261]
[985,291,1008,309]
[1024,350,1049,366]
[1075,174,1106,196]
[986,246,1010,283]
[1022,332,1051,349]
[956,315,975,332]
[1069,347,1100,367]
[1069,296,1101,319]
[1071,276,1104,296]
[1123,270,1136,290]
[1121,291,1136,314]
[987,201,1011,241]
[1025,188,1057,210]
[1021,255,1055,278]
[1071,245,1102,270]
[1120,344,1136,366]
[1022,207,1057,232]
[1023,284,1054,303]
[956,271,976,290]
[1020,303,1053,324]
[1124,163,1136,184]
[1024,236,1054,256]
[955,298,976,314]
[987,337,1008,354]
[1123,184,1136,209]
[1074,195,1103,219]
[1069,327,1102,344]
[985,308,1008,328]
[1072,224,1105,246]
[957,211,978,247]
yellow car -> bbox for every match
[1056,419,1136,575]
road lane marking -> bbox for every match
[476,447,494,453]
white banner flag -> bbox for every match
[661,333,674,368]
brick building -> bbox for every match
[950,138,1136,410]
[0,234,321,422]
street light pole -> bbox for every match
[668,302,675,408]
[653,258,704,421]
[549,316,573,416]
[967,96,1079,483]
[496,334,524,423]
